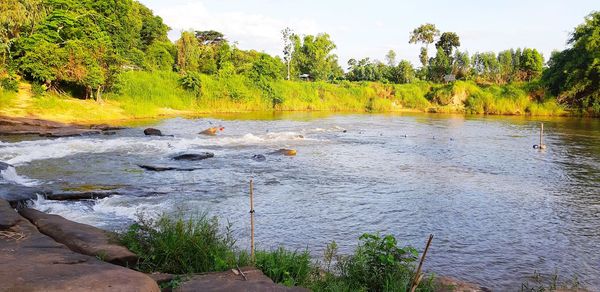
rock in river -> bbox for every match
[0,161,13,171]
[143,128,163,136]
[270,148,297,156]
[252,154,266,162]
[138,164,201,172]
[172,152,215,161]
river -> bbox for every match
[1,112,599,290]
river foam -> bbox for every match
[0,131,317,166]
[0,165,39,186]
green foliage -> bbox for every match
[31,82,46,97]
[179,72,202,96]
[0,75,18,92]
[543,11,600,115]
[311,233,434,292]
[409,23,440,66]
[435,32,460,57]
[120,214,249,274]
[254,247,312,287]
[291,33,342,81]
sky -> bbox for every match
[138,0,598,67]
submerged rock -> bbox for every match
[0,161,13,171]
[0,184,50,205]
[172,152,214,161]
[252,154,266,162]
[270,149,297,156]
[0,212,159,291]
[144,128,163,136]
[138,164,200,172]
[44,191,118,201]
[199,126,224,136]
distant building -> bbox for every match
[299,73,311,81]
[443,74,456,83]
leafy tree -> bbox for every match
[195,30,226,45]
[472,52,500,83]
[428,47,451,82]
[385,50,397,67]
[0,0,46,65]
[390,60,415,84]
[452,50,471,80]
[435,32,460,58]
[543,11,600,113]
[145,41,175,71]
[409,23,440,67]
[497,49,514,83]
[519,48,543,81]
[291,33,340,81]
[175,31,201,72]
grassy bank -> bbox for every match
[120,214,436,291]
[0,71,569,124]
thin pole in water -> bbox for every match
[540,123,544,148]
[250,179,255,261]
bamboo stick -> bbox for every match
[410,234,434,292]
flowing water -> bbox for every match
[1,112,599,290]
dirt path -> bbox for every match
[0,82,33,117]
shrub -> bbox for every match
[179,72,202,96]
[0,76,19,92]
[31,82,47,97]
[120,214,249,274]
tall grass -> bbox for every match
[120,214,250,274]
[0,89,17,111]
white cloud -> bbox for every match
[156,1,320,57]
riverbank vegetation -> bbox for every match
[0,1,598,121]
[120,214,436,291]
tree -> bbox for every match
[452,50,471,80]
[472,52,500,83]
[195,30,226,45]
[428,47,451,82]
[409,23,440,67]
[0,0,46,66]
[435,32,460,57]
[385,50,397,67]
[291,33,340,81]
[497,49,514,83]
[543,11,600,113]
[281,27,294,80]
[390,60,415,84]
[519,48,543,81]
[175,31,201,72]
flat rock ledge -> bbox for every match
[176,267,310,292]
[19,208,138,267]
[0,116,122,137]
[0,201,159,291]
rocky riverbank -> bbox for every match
[0,199,316,291]
[0,116,122,137]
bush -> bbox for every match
[0,76,19,92]
[311,233,434,292]
[120,214,249,274]
[179,72,202,96]
[31,82,47,97]
[254,247,312,287]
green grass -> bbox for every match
[0,89,17,110]
[120,213,250,274]
[120,214,435,292]
[254,247,312,287]
[5,71,573,123]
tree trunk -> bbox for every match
[95,86,103,103]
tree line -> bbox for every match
[0,1,597,113]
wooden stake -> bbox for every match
[250,179,255,261]
[410,234,434,292]
[540,123,544,148]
